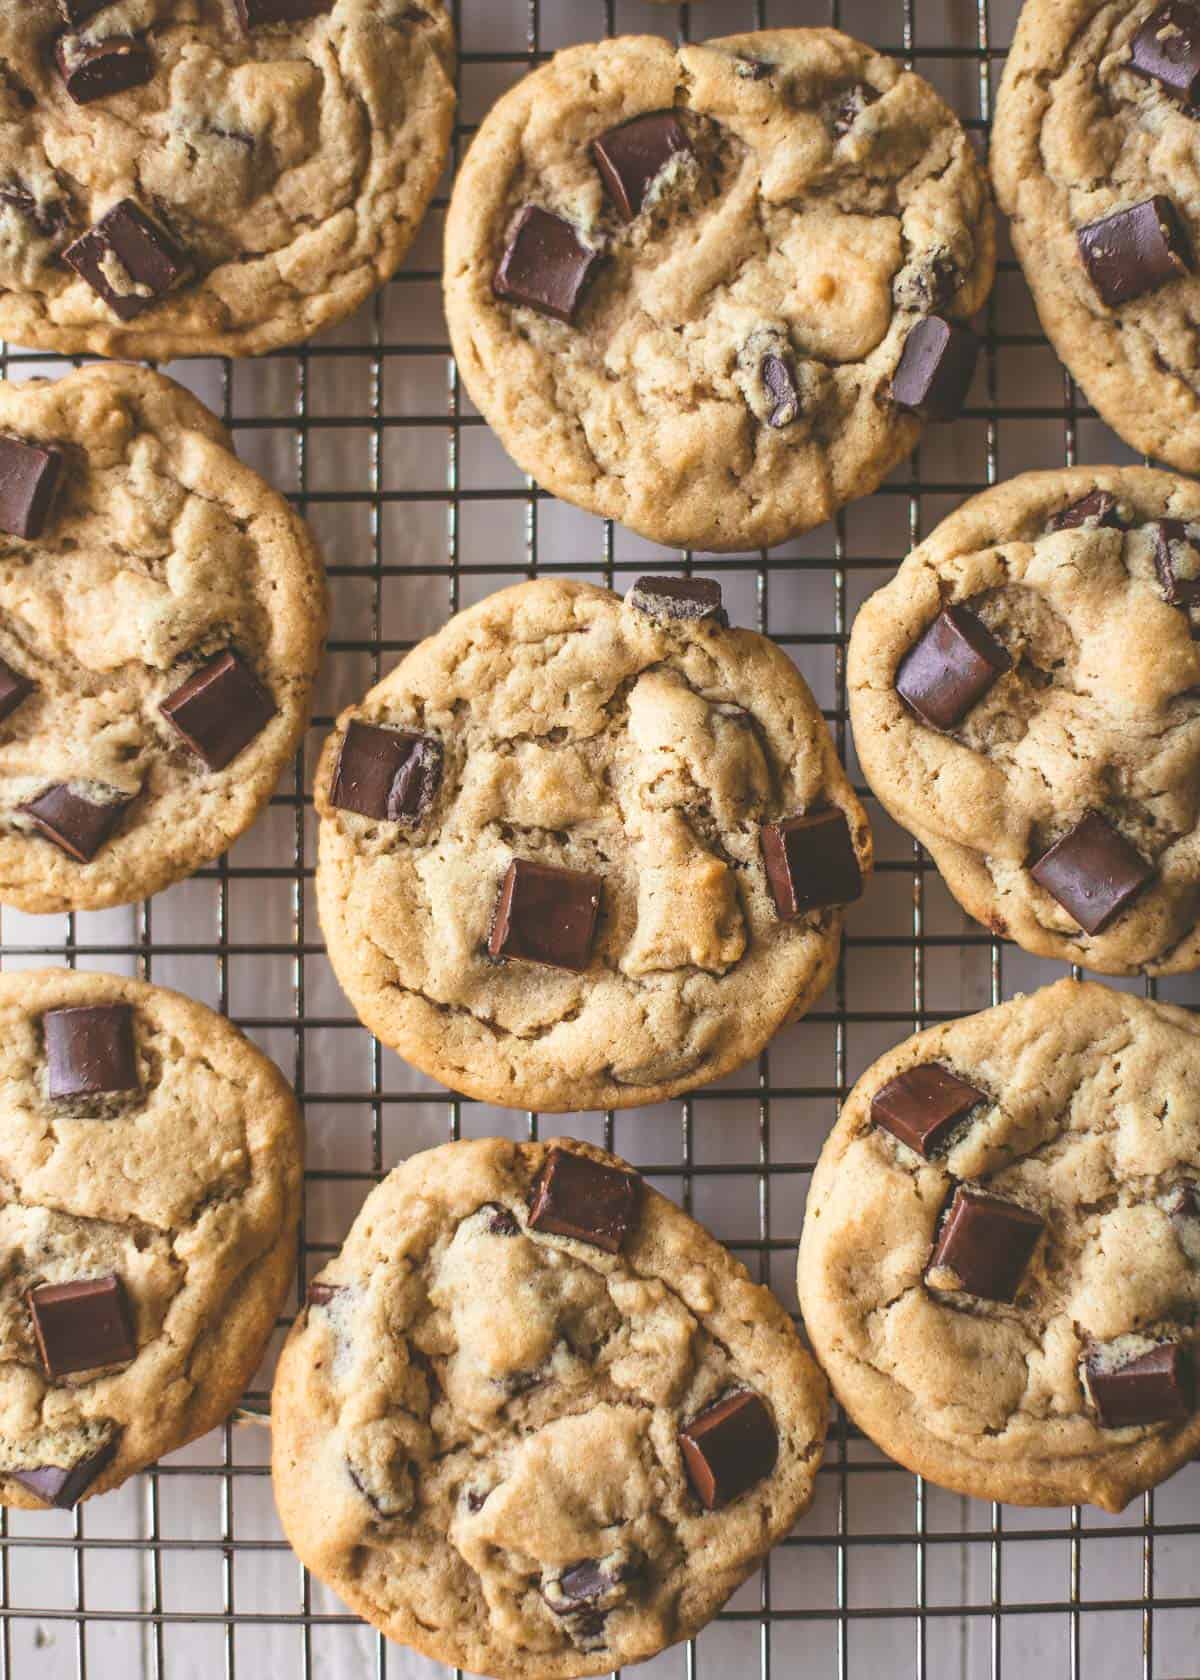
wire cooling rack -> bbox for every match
[1,0,1198,1676]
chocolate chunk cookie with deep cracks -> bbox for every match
[444,30,994,552]
[272,1137,828,1678]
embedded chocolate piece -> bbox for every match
[528,1147,640,1253]
[29,1275,136,1377]
[679,1390,777,1509]
[895,605,1011,732]
[1029,811,1154,935]
[871,1063,989,1158]
[928,1186,1044,1303]
[64,199,187,322]
[1151,519,1200,606]
[593,111,692,221]
[1077,197,1192,307]
[306,1281,342,1307]
[44,1003,138,1099]
[734,56,773,81]
[0,657,32,725]
[0,185,70,241]
[0,433,64,539]
[829,81,881,136]
[493,206,601,325]
[627,575,725,624]
[1167,1182,1200,1227]
[1047,489,1122,532]
[892,316,979,421]
[161,651,276,771]
[330,719,443,823]
[11,1435,118,1508]
[1130,3,1200,105]
[464,1486,491,1512]
[56,35,153,104]
[482,1203,520,1236]
[58,0,114,24]
[544,1551,641,1616]
[760,809,863,919]
[762,354,800,427]
[1086,1342,1194,1428]
[235,0,334,24]
[20,784,132,863]
[488,858,602,971]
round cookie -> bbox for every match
[444,30,994,552]
[0,967,302,1510]
[848,466,1200,975]
[314,575,871,1111]
[272,1136,829,1677]
[993,1,1200,472]
[0,0,455,358]
[0,363,325,914]
[798,979,1200,1512]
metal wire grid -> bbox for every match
[0,0,1195,1675]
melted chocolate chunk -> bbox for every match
[1077,197,1192,307]
[829,81,881,136]
[488,858,602,971]
[760,809,863,919]
[928,1186,1044,1303]
[528,1146,640,1253]
[56,35,153,105]
[11,1434,118,1508]
[0,433,64,539]
[896,604,1011,732]
[627,575,725,623]
[64,199,187,321]
[481,1202,520,1236]
[20,784,132,863]
[0,657,31,726]
[29,1275,136,1377]
[892,316,979,421]
[1047,489,1123,532]
[330,719,443,823]
[44,1003,138,1099]
[679,1390,777,1509]
[306,1281,343,1307]
[493,206,601,324]
[593,110,692,221]
[160,650,276,771]
[1151,519,1200,607]
[1086,1341,1194,1428]
[235,0,334,25]
[1029,811,1154,936]
[761,353,800,427]
[871,1063,989,1158]
[1130,3,1200,105]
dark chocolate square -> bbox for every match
[64,199,187,322]
[928,1185,1045,1303]
[1151,519,1200,607]
[10,1434,118,1508]
[528,1146,641,1253]
[493,206,602,324]
[0,657,33,725]
[1077,196,1191,307]
[892,316,979,421]
[488,858,602,971]
[871,1063,989,1158]
[1029,811,1154,935]
[1130,3,1200,105]
[760,809,863,919]
[1047,489,1123,532]
[29,1275,136,1377]
[44,1002,138,1099]
[56,35,153,105]
[679,1390,777,1509]
[1086,1341,1193,1428]
[592,110,692,221]
[0,434,64,539]
[627,576,725,624]
[20,784,131,863]
[160,650,276,771]
[330,718,443,823]
[896,604,1011,732]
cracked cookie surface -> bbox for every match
[272,1136,828,1678]
[848,467,1200,975]
[0,363,325,913]
[0,0,455,358]
[314,576,871,1111]
[0,967,302,1508]
[798,980,1200,1512]
[443,29,994,552]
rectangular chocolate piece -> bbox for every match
[330,718,443,823]
[235,0,334,25]
[11,1433,118,1508]
[29,1275,136,1377]
[1047,489,1122,532]
[44,1002,138,1098]
[892,316,979,421]
[493,206,602,325]
[21,784,131,863]
[872,1063,989,1158]
[627,576,725,624]
[528,1146,640,1252]
[1130,3,1200,105]
[488,857,602,971]
[1029,811,1153,935]
[592,110,692,221]
[64,199,187,322]
[679,1390,777,1509]
[1086,1341,1194,1428]
[896,604,1011,732]
[0,434,64,539]
[1077,196,1191,307]
[760,809,863,919]
[56,35,153,105]
[161,650,275,771]
[0,656,32,725]
[928,1185,1044,1303]
[1152,519,1200,606]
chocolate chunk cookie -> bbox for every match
[848,467,1200,975]
[798,980,1200,1512]
[444,30,994,552]
[0,364,325,913]
[314,576,871,1111]
[0,0,455,357]
[0,968,302,1509]
[272,1137,828,1676]
[993,1,1200,471]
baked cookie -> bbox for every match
[798,979,1200,1512]
[848,466,1200,975]
[0,967,302,1510]
[993,1,1200,471]
[0,363,325,914]
[0,0,455,358]
[272,1136,828,1677]
[444,30,994,552]
[314,575,871,1111]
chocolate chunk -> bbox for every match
[1130,3,1200,105]
[1029,811,1154,935]
[896,605,1011,732]
[160,650,276,771]
[0,185,69,240]
[29,1275,136,1377]
[44,1003,138,1098]
[558,1561,612,1604]
[488,858,602,971]
[235,0,334,25]
[593,111,692,221]
[493,206,601,325]
[627,575,725,624]
[546,1551,641,1614]
[0,657,32,726]
[829,81,881,136]
[761,353,800,427]
[1167,1182,1200,1228]
[679,1390,777,1509]
[21,784,132,863]
[0,434,64,539]
[11,1434,118,1508]
[306,1282,342,1308]
[871,1063,989,1158]
[64,199,187,322]
[1047,489,1123,532]
[1151,519,1200,607]
[734,57,773,81]
[481,1202,520,1236]
[1086,1341,1194,1428]
[464,1485,491,1512]
[58,0,115,24]
[760,809,863,919]
[928,1186,1044,1303]
[1077,197,1191,307]
[528,1146,640,1253]
[330,718,442,824]
[56,35,153,105]
[892,316,979,421]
